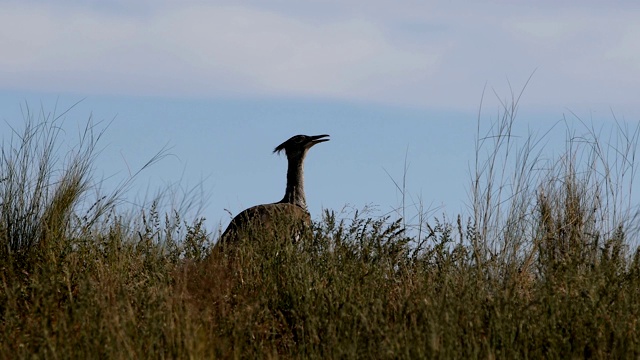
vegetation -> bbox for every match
[1,100,639,359]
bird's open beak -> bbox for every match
[308,134,330,147]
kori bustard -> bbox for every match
[219,134,329,244]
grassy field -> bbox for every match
[1,104,640,359]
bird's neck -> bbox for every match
[279,155,307,209]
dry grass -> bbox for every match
[1,101,640,359]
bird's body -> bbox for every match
[218,134,329,245]
[219,203,310,243]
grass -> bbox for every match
[1,100,640,359]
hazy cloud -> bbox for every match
[1,1,639,110]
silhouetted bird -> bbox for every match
[219,134,329,245]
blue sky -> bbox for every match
[1,1,639,234]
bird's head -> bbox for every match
[274,134,330,158]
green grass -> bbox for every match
[1,101,640,359]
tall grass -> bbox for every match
[1,100,639,359]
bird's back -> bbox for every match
[219,202,311,245]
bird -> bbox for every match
[218,134,330,245]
